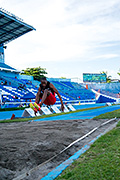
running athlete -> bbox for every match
[30,77,64,114]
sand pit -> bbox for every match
[0,118,118,180]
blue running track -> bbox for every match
[34,105,120,122]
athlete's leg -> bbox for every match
[40,89,51,106]
[34,102,41,110]
[30,103,38,116]
[43,92,56,106]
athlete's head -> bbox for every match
[40,77,47,88]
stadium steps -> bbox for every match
[60,81,74,89]
[1,76,21,88]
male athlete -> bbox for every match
[30,77,64,114]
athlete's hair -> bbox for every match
[40,77,47,81]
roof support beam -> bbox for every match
[0,29,32,44]
[0,20,15,28]
[0,14,4,19]
[0,24,25,39]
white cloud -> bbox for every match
[1,0,120,78]
[96,54,119,59]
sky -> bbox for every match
[0,0,120,81]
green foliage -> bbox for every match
[21,66,47,81]
[117,69,120,76]
[60,77,66,79]
[0,107,26,112]
[100,71,112,83]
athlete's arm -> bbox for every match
[50,83,64,111]
[35,86,41,104]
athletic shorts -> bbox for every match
[40,92,56,105]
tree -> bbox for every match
[100,71,112,83]
[21,66,47,81]
[117,69,120,76]
[60,77,66,79]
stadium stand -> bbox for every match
[0,76,97,108]
[88,83,120,98]
[51,80,95,101]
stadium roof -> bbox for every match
[0,8,36,45]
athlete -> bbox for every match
[30,77,64,114]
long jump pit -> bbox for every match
[0,118,118,180]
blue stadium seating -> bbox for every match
[0,76,96,108]
[1,73,120,108]
[51,81,95,100]
[88,83,120,98]
[3,76,119,107]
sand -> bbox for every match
[0,118,118,180]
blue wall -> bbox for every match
[96,95,116,103]
[0,110,24,120]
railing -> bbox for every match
[0,8,23,22]
[0,99,96,109]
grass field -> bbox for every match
[56,111,120,180]
[93,108,120,119]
